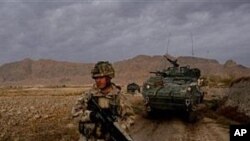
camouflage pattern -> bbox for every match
[72,83,135,141]
[91,61,115,79]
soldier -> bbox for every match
[72,61,135,141]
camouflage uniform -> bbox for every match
[72,61,135,141]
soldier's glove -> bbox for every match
[81,110,99,122]
[80,110,92,122]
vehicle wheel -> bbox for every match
[143,106,157,118]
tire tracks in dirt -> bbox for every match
[131,116,229,141]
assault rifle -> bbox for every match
[88,97,134,141]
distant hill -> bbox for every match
[0,58,93,85]
[0,55,249,86]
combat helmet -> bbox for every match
[91,61,115,79]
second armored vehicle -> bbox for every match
[127,82,140,94]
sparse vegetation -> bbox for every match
[0,86,90,141]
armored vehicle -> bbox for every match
[142,56,204,122]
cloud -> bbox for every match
[0,0,250,67]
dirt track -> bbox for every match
[0,87,230,141]
[131,115,229,141]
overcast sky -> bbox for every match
[0,0,250,67]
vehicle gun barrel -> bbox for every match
[164,55,179,67]
[150,71,167,77]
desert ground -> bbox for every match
[0,85,237,141]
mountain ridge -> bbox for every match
[0,55,249,86]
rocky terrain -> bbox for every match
[0,87,84,141]
[0,85,238,141]
[218,77,250,123]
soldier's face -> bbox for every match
[94,76,110,89]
